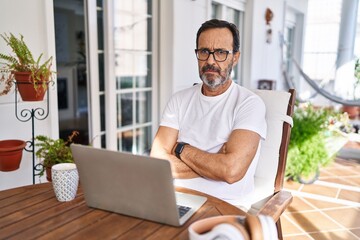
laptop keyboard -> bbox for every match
[177,205,191,217]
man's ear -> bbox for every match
[232,51,240,67]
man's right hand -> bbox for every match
[150,126,200,179]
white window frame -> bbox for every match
[85,0,101,148]
[86,0,159,152]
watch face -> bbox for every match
[175,142,188,159]
[175,143,184,154]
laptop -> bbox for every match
[70,144,207,227]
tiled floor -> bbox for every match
[282,141,360,240]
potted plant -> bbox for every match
[0,139,26,171]
[286,104,349,184]
[342,58,360,119]
[35,131,78,181]
[0,33,55,101]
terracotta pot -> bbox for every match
[14,72,47,101]
[342,105,360,119]
[0,140,26,172]
[296,168,320,185]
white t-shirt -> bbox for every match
[160,81,267,205]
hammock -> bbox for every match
[283,67,318,103]
[288,59,360,106]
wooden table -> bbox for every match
[0,183,245,239]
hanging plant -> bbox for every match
[0,33,55,100]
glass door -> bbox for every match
[54,0,90,146]
[112,1,155,154]
[85,0,157,153]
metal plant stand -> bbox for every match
[14,82,49,184]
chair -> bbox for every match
[236,89,296,239]
[150,86,296,238]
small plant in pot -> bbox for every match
[35,131,79,182]
[0,33,55,101]
[342,58,360,119]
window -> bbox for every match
[284,23,295,75]
[283,5,306,95]
[303,0,359,100]
[303,0,342,81]
[354,3,360,58]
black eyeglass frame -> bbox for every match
[194,49,235,62]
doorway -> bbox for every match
[54,0,157,153]
[54,0,89,145]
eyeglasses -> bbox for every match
[195,49,234,62]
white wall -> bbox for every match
[246,0,285,89]
[244,0,307,90]
[159,0,208,118]
[0,0,58,190]
[173,0,208,91]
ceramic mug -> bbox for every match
[51,163,79,202]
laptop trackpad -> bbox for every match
[175,192,207,225]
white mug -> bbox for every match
[51,163,79,202]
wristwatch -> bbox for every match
[174,142,189,160]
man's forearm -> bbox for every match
[150,147,199,178]
[179,144,230,181]
[174,130,260,184]
[168,154,200,178]
[150,126,200,179]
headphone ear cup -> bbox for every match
[188,215,276,240]
[188,216,251,240]
[228,222,251,240]
[208,223,248,240]
[244,215,264,240]
[258,215,278,240]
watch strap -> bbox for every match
[175,142,189,160]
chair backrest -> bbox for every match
[253,89,296,192]
[228,88,295,212]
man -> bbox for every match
[150,19,266,206]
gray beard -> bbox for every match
[201,67,232,90]
[201,74,225,89]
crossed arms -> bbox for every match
[150,126,261,184]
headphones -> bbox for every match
[188,214,278,240]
